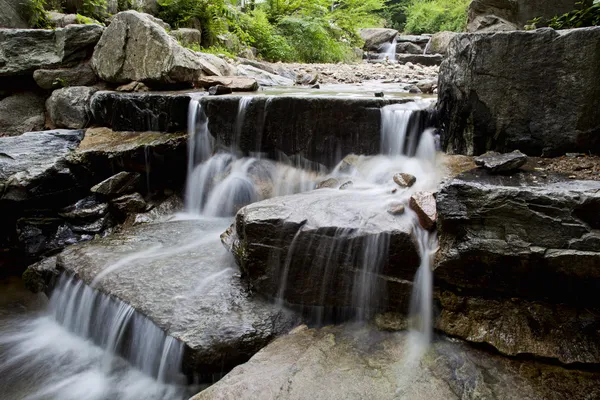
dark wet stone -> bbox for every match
[474,150,527,173]
[208,85,233,95]
[90,171,141,197]
[396,54,443,66]
[111,193,147,214]
[59,196,109,220]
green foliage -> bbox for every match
[546,1,600,29]
[75,13,100,24]
[236,9,295,61]
[157,0,231,44]
[381,0,411,30]
[20,0,50,28]
[403,0,469,34]
[82,0,109,21]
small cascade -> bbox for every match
[51,274,186,385]
[380,101,435,157]
[423,37,432,55]
[234,96,254,150]
[380,38,397,62]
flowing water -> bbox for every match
[1,95,440,399]
[380,38,398,63]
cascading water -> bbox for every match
[380,37,397,63]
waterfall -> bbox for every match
[380,101,436,157]
[380,37,397,63]
[423,37,432,55]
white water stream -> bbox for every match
[1,95,439,399]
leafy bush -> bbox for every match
[157,0,230,44]
[236,10,295,61]
[546,1,600,29]
[81,0,109,21]
[20,0,50,28]
[403,0,469,34]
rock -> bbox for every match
[196,76,258,91]
[409,191,436,230]
[26,219,298,376]
[426,31,459,55]
[396,35,431,45]
[311,84,320,89]
[46,86,98,129]
[115,81,149,92]
[33,62,97,90]
[437,28,600,156]
[169,28,201,47]
[359,28,398,51]
[208,85,232,95]
[315,178,339,189]
[474,150,527,173]
[374,91,384,97]
[297,73,318,85]
[435,170,600,306]
[393,173,416,187]
[387,203,405,215]
[415,80,435,94]
[124,194,183,226]
[0,0,27,28]
[225,190,421,311]
[408,85,422,94]
[0,130,83,205]
[46,12,79,27]
[0,92,45,136]
[197,52,235,76]
[436,290,600,364]
[191,325,600,400]
[91,11,206,85]
[0,25,103,76]
[235,64,295,86]
[59,196,109,221]
[90,171,140,197]
[110,193,147,214]
[396,54,443,66]
[16,219,81,259]
[396,42,422,55]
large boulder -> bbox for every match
[0,92,46,136]
[25,219,298,378]
[224,189,422,312]
[46,86,98,129]
[437,27,600,156]
[425,31,459,55]
[0,25,103,76]
[33,62,97,90]
[195,76,258,91]
[91,11,211,85]
[169,28,201,47]
[359,28,398,51]
[235,64,294,86]
[191,325,600,400]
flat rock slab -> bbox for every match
[191,325,600,400]
[436,169,600,306]
[396,54,443,66]
[474,150,527,173]
[226,189,422,312]
[27,219,297,376]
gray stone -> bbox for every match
[415,80,435,94]
[393,173,416,187]
[196,76,258,91]
[0,25,104,76]
[110,192,147,214]
[91,11,207,84]
[396,42,423,55]
[359,28,399,51]
[46,86,98,129]
[409,191,437,230]
[197,52,235,76]
[435,170,600,307]
[396,54,443,66]
[191,325,600,400]
[437,28,600,156]
[169,28,201,47]
[26,219,298,375]
[208,85,232,95]
[315,178,339,189]
[90,171,140,197]
[0,0,28,28]
[474,150,527,173]
[396,35,431,45]
[33,63,97,90]
[0,130,83,204]
[426,31,459,55]
[59,196,109,220]
[224,190,420,311]
[235,64,294,86]
[115,81,149,92]
[0,92,46,136]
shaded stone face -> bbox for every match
[437,27,600,156]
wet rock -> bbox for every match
[16,219,81,258]
[311,84,320,89]
[26,219,298,376]
[435,171,600,306]
[315,178,339,189]
[46,86,98,129]
[169,28,201,47]
[110,192,147,214]
[0,25,103,76]
[438,28,600,156]
[339,181,353,190]
[0,92,45,136]
[359,28,398,51]
[59,197,109,221]
[374,91,384,97]
[71,216,109,234]
[196,76,258,91]
[396,42,422,55]
[409,191,437,230]
[415,80,435,94]
[208,85,232,95]
[396,35,431,45]
[191,325,600,400]
[90,171,140,197]
[387,203,405,215]
[474,150,527,173]
[0,130,83,204]
[426,31,459,55]
[407,85,421,94]
[296,73,318,85]
[397,54,443,66]
[116,81,149,92]
[91,11,208,85]
[436,290,600,364]
[124,194,183,226]
[235,64,295,86]
[225,190,420,311]
[393,173,416,188]
[33,62,97,90]
[0,0,28,28]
